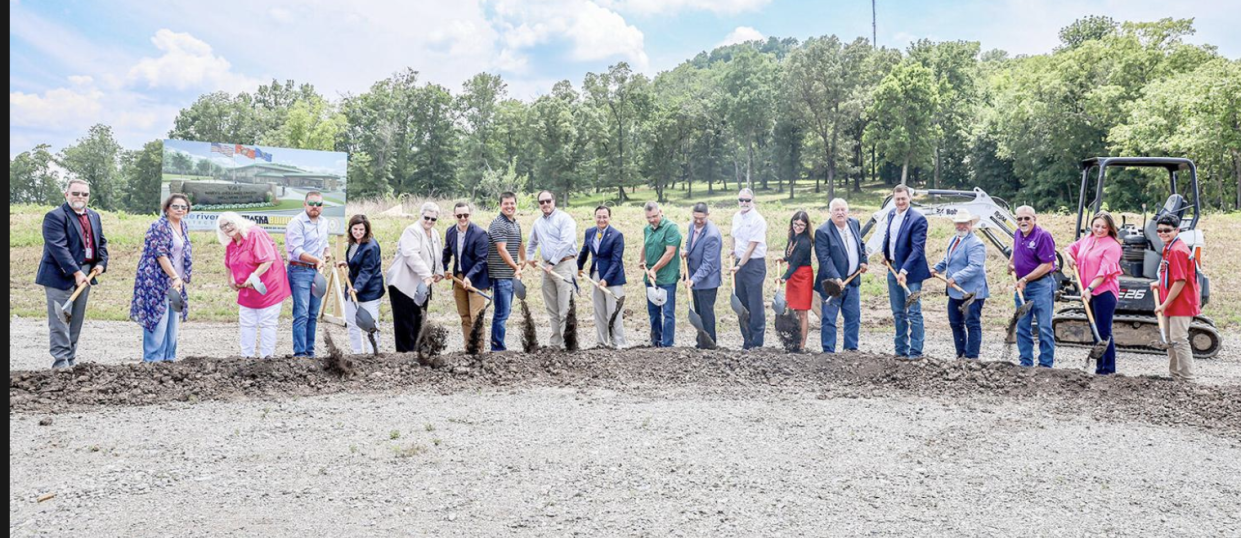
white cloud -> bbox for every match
[491,0,649,71]
[604,0,771,16]
[10,86,104,129]
[127,29,260,92]
[718,26,764,48]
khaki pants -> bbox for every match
[453,278,487,338]
[591,271,627,348]
[542,259,576,348]
[1166,315,1195,382]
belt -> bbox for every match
[550,255,575,263]
[289,260,316,268]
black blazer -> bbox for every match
[442,223,491,289]
[36,203,109,290]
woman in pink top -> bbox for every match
[218,212,291,358]
[1063,211,1123,375]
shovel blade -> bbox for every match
[958,294,976,314]
[773,290,787,316]
[904,291,922,310]
[513,279,527,301]
[821,279,843,298]
[355,305,377,332]
[311,272,328,298]
[1088,336,1112,361]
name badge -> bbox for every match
[85,246,93,260]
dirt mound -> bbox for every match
[10,348,1239,437]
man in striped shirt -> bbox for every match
[487,192,525,351]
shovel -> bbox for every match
[681,257,716,349]
[58,266,102,323]
[513,274,528,301]
[884,261,921,309]
[1006,272,1035,344]
[585,274,625,348]
[1069,265,1111,366]
[728,262,752,345]
[823,268,863,306]
[642,268,667,307]
[772,260,788,316]
[931,272,976,314]
[168,282,185,314]
[449,274,493,355]
[339,266,377,333]
[540,262,580,296]
[1153,310,1170,351]
[310,269,328,299]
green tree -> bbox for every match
[10,144,62,205]
[719,47,777,190]
[58,124,123,211]
[119,140,164,213]
[865,60,940,184]
[457,73,507,188]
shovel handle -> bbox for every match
[1011,272,1027,304]
[66,267,103,302]
[884,260,913,293]
[841,268,862,287]
[1069,265,1103,342]
[931,272,968,294]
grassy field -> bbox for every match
[11,185,1241,331]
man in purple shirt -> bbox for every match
[1009,205,1057,367]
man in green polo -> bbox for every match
[640,201,681,347]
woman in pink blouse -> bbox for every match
[1063,211,1123,374]
[218,212,291,358]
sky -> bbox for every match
[10,0,1240,158]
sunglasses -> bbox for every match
[306,201,324,207]
[169,204,188,210]
[456,214,470,219]
[738,198,752,203]
[538,199,554,205]
[1016,216,1034,222]
[1156,227,1176,233]
[423,216,438,222]
[69,191,90,197]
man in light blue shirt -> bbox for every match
[286,191,331,357]
[526,190,578,349]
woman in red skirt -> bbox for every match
[779,211,815,351]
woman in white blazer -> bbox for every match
[387,202,445,352]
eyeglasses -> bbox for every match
[306,201,324,207]
[169,204,188,210]
[455,214,470,219]
[1015,216,1034,222]
[219,223,236,232]
[69,191,90,197]
[1156,227,1176,234]
[423,216,438,222]
[538,199,554,205]
[738,198,752,203]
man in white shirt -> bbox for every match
[730,188,767,349]
[286,191,331,358]
[526,190,578,349]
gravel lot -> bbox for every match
[10,314,1241,536]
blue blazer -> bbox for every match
[443,223,491,289]
[932,233,990,300]
[37,203,109,290]
[346,240,386,302]
[881,208,931,284]
[684,221,722,290]
[814,218,865,294]
[578,226,626,286]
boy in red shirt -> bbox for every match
[1151,214,1200,382]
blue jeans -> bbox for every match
[820,285,861,353]
[1016,277,1056,367]
[288,264,322,357]
[647,282,677,347]
[948,297,986,359]
[141,298,180,362]
[887,273,924,357]
[735,259,766,349]
[1091,291,1118,375]
[490,278,514,351]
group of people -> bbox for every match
[36,181,1202,382]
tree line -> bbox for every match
[11,16,1240,214]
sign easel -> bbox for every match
[318,235,348,326]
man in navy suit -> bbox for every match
[578,205,628,348]
[36,179,109,369]
[682,202,722,348]
[815,198,869,353]
[443,201,491,340]
[881,184,930,358]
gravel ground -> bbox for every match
[10,313,1241,536]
